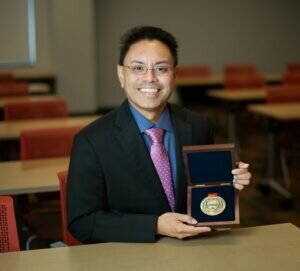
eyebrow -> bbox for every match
[128,60,171,65]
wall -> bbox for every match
[95,0,300,108]
[2,0,300,112]
[0,0,32,67]
[13,0,97,114]
[50,0,97,113]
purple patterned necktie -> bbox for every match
[145,128,175,211]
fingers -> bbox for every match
[235,177,251,185]
[232,161,251,191]
[232,162,249,174]
[233,183,244,191]
[175,213,198,225]
[232,168,248,175]
[234,172,251,180]
[157,212,211,239]
[236,161,249,169]
[176,225,211,239]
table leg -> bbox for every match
[262,119,292,199]
[228,103,240,158]
[228,112,236,144]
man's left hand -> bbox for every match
[232,161,251,191]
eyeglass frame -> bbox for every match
[123,63,175,75]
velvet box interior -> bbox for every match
[183,144,239,227]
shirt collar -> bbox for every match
[128,103,174,133]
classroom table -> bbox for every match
[29,83,50,94]
[207,88,266,145]
[0,223,299,271]
[0,69,56,93]
[175,75,222,87]
[0,95,59,109]
[0,69,56,80]
[0,115,100,140]
[247,102,300,200]
[175,73,282,88]
[0,157,68,195]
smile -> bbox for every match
[138,88,161,93]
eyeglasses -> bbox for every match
[124,64,174,75]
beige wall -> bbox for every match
[2,0,300,112]
[49,0,97,113]
[95,0,300,108]
[25,0,97,113]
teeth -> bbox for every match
[139,88,159,93]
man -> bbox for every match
[67,26,251,243]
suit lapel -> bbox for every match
[114,101,171,210]
[169,104,193,213]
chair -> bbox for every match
[224,64,257,76]
[267,86,300,188]
[19,126,81,248]
[176,65,212,77]
[0,196,20,253]
[287,62,300,73]
[57,171,81,246]
[282,72,300,86]
[20,126,82,160]
[0,82,29,97]
[266,85,300,103]
[224,74,266,89]
[4,98,68,120]
[0,72,15,82]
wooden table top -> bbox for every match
[0,157,69,195]
[207,88,266,101]
[248,103,300,120]
[175,73,282,87]
[0,69,55,80]
[29,83,50,94]
[0,115,100,140]
[0,95,59,108]
[175,75,222,86]
[1,223,299,271]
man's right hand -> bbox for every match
[156,212,211,239]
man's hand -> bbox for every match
[156,212,211,239]
[232,161,251,191]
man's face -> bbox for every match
[117,39,176,121]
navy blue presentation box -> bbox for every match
[183,144,240,227]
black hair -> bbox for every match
[119,26,178,66]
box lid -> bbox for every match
[183,144,235,185]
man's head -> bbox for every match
[117,26,178,122]
[119,26,178,67]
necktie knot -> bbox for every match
[145,128,164,144]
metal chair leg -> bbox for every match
[280,149,291,189]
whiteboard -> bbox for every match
[0,0,36,68]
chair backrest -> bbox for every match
[57,171,81,246]
[224,64,257,76]
[0,73,15,82]
[267,85,300,103]
[283,72,300,86]
[4,98,68,120]
[176,65,212,77]
[0,82,29,97]
[224,74,266,89]
[0,196,20,253]
[20,126,82,160]
[287,62,300,73]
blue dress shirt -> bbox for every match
[129,104,177,192]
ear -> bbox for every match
[117,65,125,88]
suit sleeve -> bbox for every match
[67,132,159,243]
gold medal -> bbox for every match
[200,193,226,216]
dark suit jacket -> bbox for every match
[67,100,213,243]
